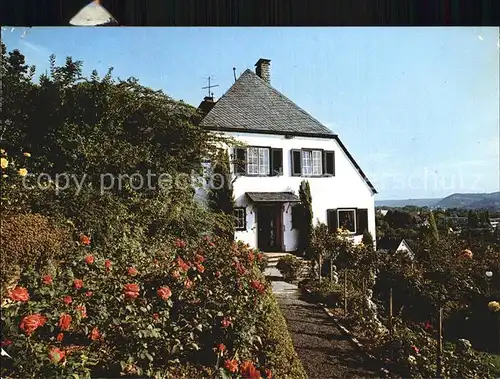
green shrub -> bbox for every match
[276,255,303,282]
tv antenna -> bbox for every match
[202,76,219,97]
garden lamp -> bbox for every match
[485,271,493,295]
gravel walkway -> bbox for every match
[273,282,382,379]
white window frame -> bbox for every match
[302,149,322,177]
[337,209,357,234]
[247,147,269,176]
[312,150,323,176]
[234,208,246,230]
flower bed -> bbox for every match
[1,236,304,378]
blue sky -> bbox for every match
[2,26,499,200]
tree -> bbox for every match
[362,230,374,250]
[428,211,439,242]
[208,150,235,239]
[298,180,313,257]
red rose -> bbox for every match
[104,259,112,271]
[19,314,47,335]
[221,317,232,328]
[176,257,190,272]
[56,333,64,342]
[74,279,84,289]
[58,313,72,331]
[80,234,91,246]
[76,304,87,318]
[251,280,266,294]
[123,283,140,299]
[42,275,53,285]
[85,291,93,297]
[184,278,193,289]
[85,255,95,264]
[224,359,239,373]
[63,296,72,305]
[152,313,160,320]
[48,347,66,364]
[90,327,100,341]
[175,238,186,248]
[265,368,273,379]
[195,263,205,273]
[240,361,261,378]
[0,340,12,347]
[256,253,264,262]
[171,270,181,280]
[248,251,255,263]
[127,267,138,276]
[234,262,246,276]
[215,271,222,278]
[157,286,172,300]
[412,345,420,354]
[195,253,205,263]
[8,286,29,302]
[217,343,226,353]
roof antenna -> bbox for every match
[202,76,219,98]
[233,67,237,82]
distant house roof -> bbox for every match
[377,238,415,258]
[199,67,377,194]
[246,192,300,203]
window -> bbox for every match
[338,209,356,233]
[233,147,275,176]
[234,207,247,231]
[292,149,333,177]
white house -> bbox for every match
[196,58,377,252]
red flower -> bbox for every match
[224,359,239,373]
[184,278,193,289]
[152,313,160,320]
[42,275,53,285]
[63,296,72,305]
[76,304,87,318]
[80,234,91,246]
[48,347,66,364]
[74,279,84,289]
[256,253,264,262]
[85,291,93,297]
[251,280,266,294]
[217,343,226,354]
[176,257,190,272]
[424,321,432,331]
[234,262,246,276]
[412,345,420,354]
[195,263,205,273]
[19,314,47,335]
[0,340,12,347]
[171,270,181,280]
[195,254,205,263]
[157,286,172,300]
[56,333,64,342]
[8,286,29,302]
[123,283,140,299]
[248,251,255,263]
[264,369,273,379]
[175,238,186,248]
[104,259,112,271]
[127,267,138,276]
[215,271,222,278]
[221,317,232,328]
[58,313,72,331]
[240,361,261,379]
[85,255,95,264]
[90,327,100,341]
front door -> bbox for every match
[257,204,283,252]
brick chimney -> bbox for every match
[198,96,215,115]
[255,58,271,85]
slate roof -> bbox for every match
[246,192,300,203]
[200,69,334,136]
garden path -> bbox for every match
[270,277,384,379]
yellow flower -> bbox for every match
[0,157,8,169]
[488,301,500,312]
[2,174,7,179]
[18,168,28,177]
[23,152,31,157]
[0,149,5,154]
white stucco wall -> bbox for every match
[196,131,376,251]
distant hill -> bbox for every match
[376,192,500,211]
[435,191,500,210]
[375,198,440,208]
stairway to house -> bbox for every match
[263,252,309,279]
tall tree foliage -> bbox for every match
[428,211,439,242]
[298,180,313,257]
[208,149,235,239]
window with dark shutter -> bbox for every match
[327,209,338,232]
[291,150,302,176]
[234,148,246,174]
[291,204,302,229]
[323,151,335,176]
[356,208,368,236]
[271,148,283,176]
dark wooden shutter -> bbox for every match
[356,208,368,235]
[271,148,283,176]
[291,149,302,176]
[234,148,246,174]
[323,151,335,176]
[291,204,302,229]
[327,209,338,232]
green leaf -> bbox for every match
[196,324,203,332]
[145,352,154,361]
[219,368,232,379]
